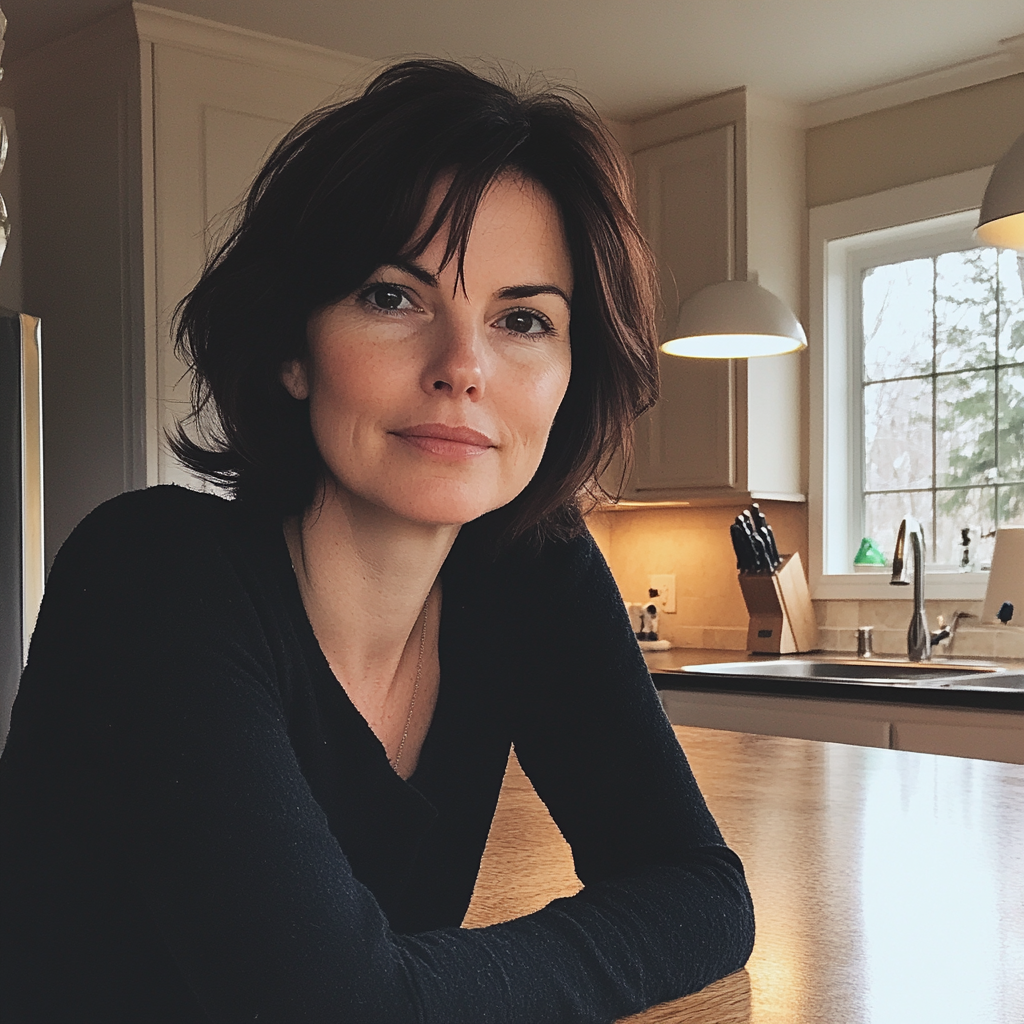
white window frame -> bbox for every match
[809,166,996,600]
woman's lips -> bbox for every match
[392,423,497,458]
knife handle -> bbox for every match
[740,511,768,573]
[751,503,780,570]
[750,502,769,534]
[749,529,770,573]
[730,523,750,571]
[735,515,757,572]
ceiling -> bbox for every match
[2,0,1024,120]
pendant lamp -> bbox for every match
[977,130,1024,251]
[660,278,807,359]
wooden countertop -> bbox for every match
[644,649,1024,711]
[464,726,1024,1023]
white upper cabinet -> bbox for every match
[631,125,737,492]
[615,89,806,505]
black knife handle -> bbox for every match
[749,529,770,573]
[750,503,768,534]
[730,523,751,571]
[740,511,768,572]
[751,502,780,568]
[735,515,757,572]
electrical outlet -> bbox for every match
[648,574,676,614]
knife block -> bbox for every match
[738,552,820,654]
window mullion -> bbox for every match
[994,255,1002,528]
[931,255,938,561]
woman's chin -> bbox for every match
[346,483,515,530]
[325,467,533,530]
[390,496,509,529]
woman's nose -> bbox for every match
[422,315,487,399]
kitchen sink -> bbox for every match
[678,659,1024,688]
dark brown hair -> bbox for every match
[173,59,659,543]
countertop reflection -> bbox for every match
[465,726,1024,1023]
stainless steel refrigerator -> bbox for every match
[1,309,43,751]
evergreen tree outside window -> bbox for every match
[861,248,1024,568]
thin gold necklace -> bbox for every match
[391,598,429,773]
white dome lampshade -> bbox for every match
[977,131,1024,251]
[660,279,807,359]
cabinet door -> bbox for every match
[627,126,738,495]
[892,715,1023,763]
[150,46,359,488]
[660,689,894,748]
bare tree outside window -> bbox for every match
[861,248,1024,567]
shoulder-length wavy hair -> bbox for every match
[173,59,659,543]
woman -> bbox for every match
[0,61,754,1022]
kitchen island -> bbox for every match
[645,649,1024,764]
[465,726,1024,1023]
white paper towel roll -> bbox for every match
[982,527,1024,625]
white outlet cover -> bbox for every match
[648,574,676,614]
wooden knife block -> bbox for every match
[738,552,820,654]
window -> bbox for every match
[809,166,1018,599]
[860,243,1024,571]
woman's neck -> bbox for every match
[283,481,458,701]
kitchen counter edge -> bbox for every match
[644,648,1024,711]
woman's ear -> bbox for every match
[281,359,310,400]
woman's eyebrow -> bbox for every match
[498,284,571,307]
[382,263,570,308]
[382,260,439,288]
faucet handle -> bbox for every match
[940,610,976,654]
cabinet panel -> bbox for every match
[893,720,1024,763]
[661,690,893,748]
[629,126,738,494]
[633,358,736,491]
[202,106,294,246]
[660,687,1024,764]
[634,126,735,320]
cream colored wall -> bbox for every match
[588,501,808,650]
[806,72,1024,207]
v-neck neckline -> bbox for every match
[264,512,447,790]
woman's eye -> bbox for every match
[364,284,413,311]
[498,310,553,336]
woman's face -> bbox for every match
[282,175,573,527]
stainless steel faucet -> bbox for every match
[890,516,930,661]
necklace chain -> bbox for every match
[391,598,429,773]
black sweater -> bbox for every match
[0,486,754,1023]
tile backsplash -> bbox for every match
[815,599,1024,659]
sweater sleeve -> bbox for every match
[18,492,751,1024]
[499,530,756,1013]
